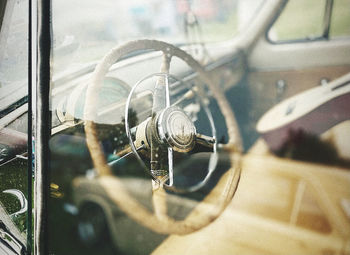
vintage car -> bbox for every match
[0,0,350,254]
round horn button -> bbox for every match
[169,112,193,145]
[157,107,196,152]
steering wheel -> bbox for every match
[84,39,242,235]
[125,71,219,193]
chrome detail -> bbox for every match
[151,169,168,177]
[157,106,196,153]
[2,189,28,217]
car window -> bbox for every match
[0,0,30,253]
[47,1,269,254]
[329,0,350,38]
[34,0,350,254]
[268,0,327,42]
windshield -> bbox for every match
[52,0,264,75]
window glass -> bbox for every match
[48,1,270,254]
[0,0,28,88]
[51,0,264,75]
[268,0,326,42]
[330,0,350,38]
[0,0,29,252]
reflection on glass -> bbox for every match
[0,0,29,253]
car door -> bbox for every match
[246,0,350,124]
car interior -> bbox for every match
[0,0,349,254]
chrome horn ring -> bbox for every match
[125,72,218,192]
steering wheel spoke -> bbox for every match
[195,133,215,150]
[149,135,174,186]
[167,147,174,186]
[150,51,175,182]
[152,52,172,112]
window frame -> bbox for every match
[266,0,335,44]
